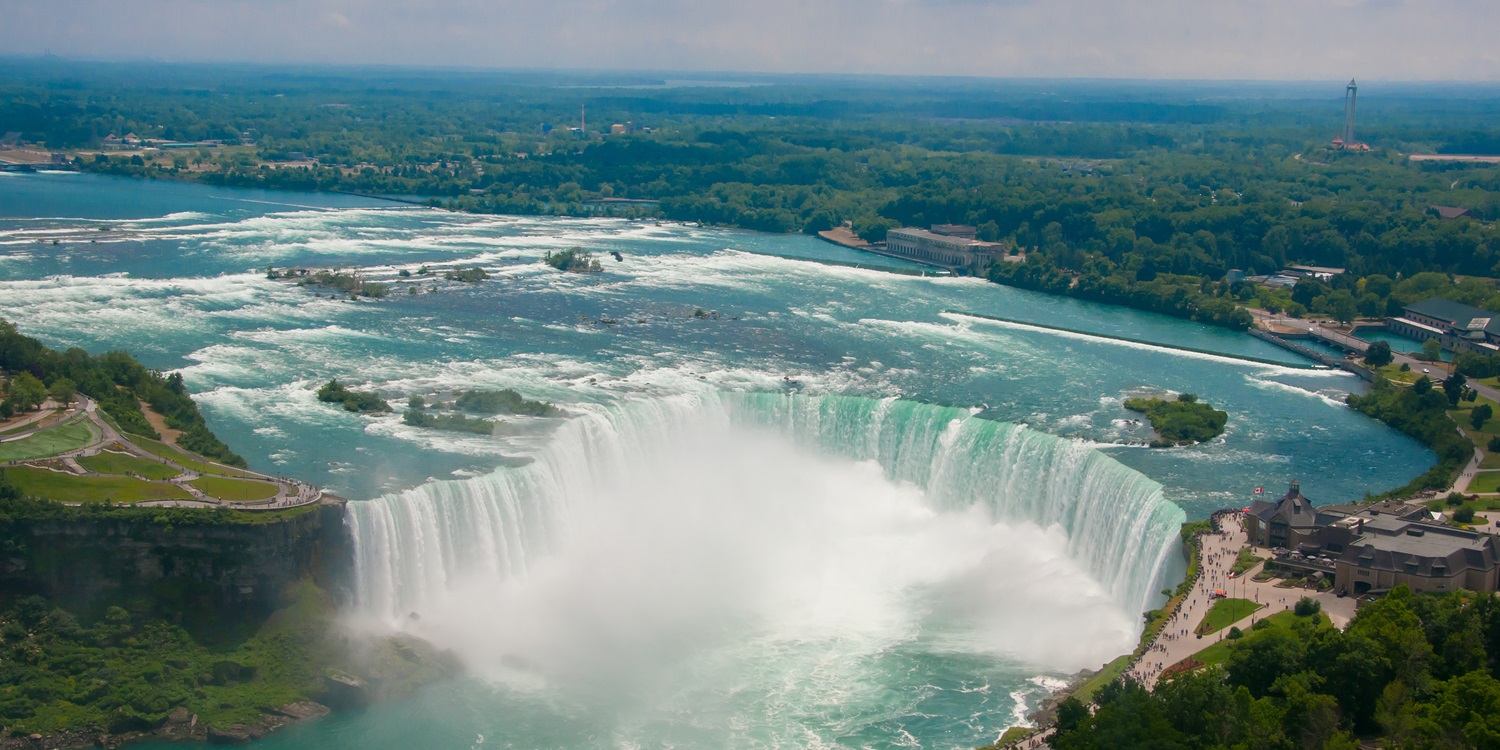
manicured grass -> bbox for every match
[1480,453,1500,470]
[77,450,181,480]
[1453,397,1500,437]
[1195,598,1263,635]
[1424,497,1500,522]
[1230,547,1264,576]
[188,475,279,502]
[135,437,257,478]
[3,466,192,503]
[1376,364,1422,384]
[0,419,96,461]
[1469,472,1500,494]
[1073,653,1132,705]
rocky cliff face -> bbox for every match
[0,501,353,620]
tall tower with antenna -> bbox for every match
[1342,79,1358,145]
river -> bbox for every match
[0,171,1431,748]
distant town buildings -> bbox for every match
[1388,297,1500,355]
[884,225,1011,273]
[1247,481,1499,595]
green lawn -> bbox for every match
[1376,364,1423,384]
[135,437,257,478]
[1073,653,1132,705]
[1230,547,1264,576]
[77,450,181,480]
[0,419,96,461]
[1469,472,1500,494]
[1480,453,1500,470]
[1195,598,1264,635]
[188,475,279,502]
[4,466,191,503]
[1454,397,1500,437]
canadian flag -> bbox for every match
[1253,486,1264,494]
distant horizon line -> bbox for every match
[4,54,1500,89]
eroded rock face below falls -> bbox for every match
[0,501,353,619]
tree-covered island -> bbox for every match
[1123,393,1229,447]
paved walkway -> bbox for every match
[1127,512,1357,688]
[1127,513,1248,687]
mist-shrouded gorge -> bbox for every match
[347,394,1181,722]
[0,172,1435,748]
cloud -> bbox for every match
[0,0,1494,80]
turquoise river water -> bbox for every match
[0,172,1432,749]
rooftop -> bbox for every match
[1404,297,1500,337]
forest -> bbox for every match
[1050,587,1500,750]
[3,61,1499,328]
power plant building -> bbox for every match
[884,225,1008,272]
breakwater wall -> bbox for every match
[945,311,1321,369]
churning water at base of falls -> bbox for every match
[1,173,1436,748]
[343,394,1182,746]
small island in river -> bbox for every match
[1124,393,1228,447]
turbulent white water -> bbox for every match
[347,393,1183,692]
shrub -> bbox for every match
[1293,597,1321,617]
[1455,506,1476,524]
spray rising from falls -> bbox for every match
[347,393,1184,678]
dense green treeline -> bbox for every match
[1051,587,1500,750]
[0,319,244,468]
[5,62,1500,330]
[1345,378,1474,497]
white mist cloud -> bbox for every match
[2,0,1496,80]
[366,421,1137,703]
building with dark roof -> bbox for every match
[1248,481,1500,595]
[1388,298,1500,354]
[1247,480,1323,549]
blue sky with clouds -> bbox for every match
[2,0,1495,80]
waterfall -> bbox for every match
[347,392,1185,626]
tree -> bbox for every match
[1327,290,1358,323]
[1365,340,1393,367]
[1414,376,1433,395]
[1421,338,1443,362]
[1472,403,1493,431]
[47,377,75,406]
[1445,372,1468,407]
[6,372,46,411]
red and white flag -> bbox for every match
[1253,486,1264,495]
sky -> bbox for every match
[2,0,1497,81]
